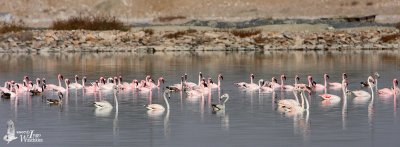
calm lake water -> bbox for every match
[0,50,399,147]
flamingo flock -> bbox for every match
[0,72,398,117]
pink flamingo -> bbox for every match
[329,73,347,89]
[235,74,257,88]
[148,77,165,89]
[46,74,64,91]
[85,80,99,94]
[315,74,329,92]
[167,76,184,91]
[69,75,83,89]
[209,74,223,89]
[260,79,275,93]
[52,79,70,93]
[281,75,295,91]
[378,79,398,96]
[319,78,345,101]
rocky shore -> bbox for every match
[0,27,399,53]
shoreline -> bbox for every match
[0,24,399,53]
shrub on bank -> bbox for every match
[51,15,129,31]
[0,21,27,34]
[230,29,261,38]
[163,29,198,39]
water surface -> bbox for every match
[0,50,399,147]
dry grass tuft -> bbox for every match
[380,34,400,43]
[156,16,186,22]
[230,29,262,38]
[142,28,154,35]
[51,15,128,31]
[0,21,27,34]
[163,29,198,39]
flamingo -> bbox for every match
[281,75,295,91]
[166,76,184,91]
[69,75,83,89]
[243,79,264,91]
[184,72,202,88]
[260,79,275,93]
[329,73,347,89]
[46,92,63,105]
[145,90,171,111]
[319,78,345,101]
[352,76,375,97]
[94,90,118,108]
[46,74,64,91]
[148,77,165,89]
[279,89,310,113]
[315,74,329,92]
[378,79,398,96]
[235,74,255,88]
[1,84,18,99]
[211,94,229,111]
[209,74,223,89]
[51,79,70,93]
[85,81,99,94]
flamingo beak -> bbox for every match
[251,75,254,79]
[283,76,287,80]
[326,75,330,79]
[343,73,347,79]
[220,76,224,80]
[162,79,165,83]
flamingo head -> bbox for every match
[374,72,380,79]
[281,75,287,80]
[199,72,203,78]
[219,74,223,80]
[24,76,29,81]
[36,78,41,84]
[209,78,214,84]
[308,76,313,82]
[83,77,87,83]
[58,74,64,80]
[65,79,71,85]
[342,73,347,79]
[325,74,329,79]
[259,79,264,85]
[159,77,165,83]
[29,81,33,87]
[184,73,188,80]
[220,93,229,99]
[295,75,300,81]
[393,79,398,87]
[272,77,277,83]
[119,76,122,81]
[75,75,79,80]
[251,74,254,79]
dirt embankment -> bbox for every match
[1,0,400,27]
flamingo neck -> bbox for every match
[157,79,161,87]
[58,78,62,87]
[223,96,229,105]
[280,77,284,90]
[218,77,221,87]
[324,76,327,94]
[198,75,201,86]
[82,80,85,88]
[164,93,170,110]
[250,76,253,84]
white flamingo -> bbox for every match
[146,90,171,111]
[212,94,229,111]
[352,76,375,98]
